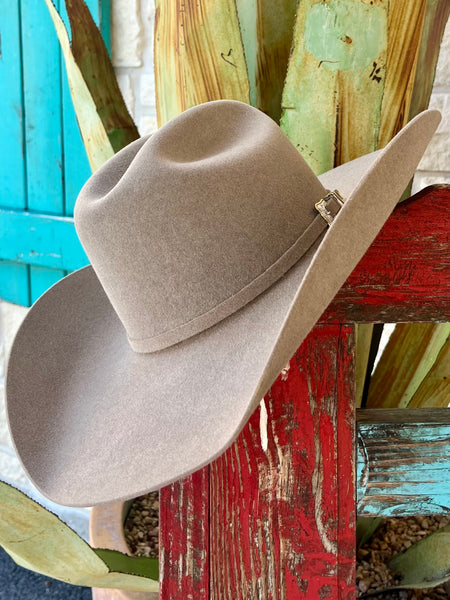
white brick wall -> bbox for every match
[112,0,158,135]
[413,17,450,192]
[0,5,448,489]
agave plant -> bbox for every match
[0,480,158,592]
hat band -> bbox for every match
[128,191,344,353]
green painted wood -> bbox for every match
[0,0,30,303]
[356,409,450,517]
[0,208,88,271]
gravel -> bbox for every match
[123,492,159,558]
[125,495,450,599]
[356,515,450,599]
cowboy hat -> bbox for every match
[6,100,440,507]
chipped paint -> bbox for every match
[259,398,268,452]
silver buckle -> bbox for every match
[315,190,345,226]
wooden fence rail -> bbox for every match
[92,185,450,600]
[158,185,450,600]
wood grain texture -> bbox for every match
[0,0,30,304]
[357,412,450,517]
[0,208,88,270]
[158,326,356,599]
[206,324,355,599]
[322,186,450,323]
[154,0,249,126]
[0,0,111,304]
[21,0,64,215]
[159,468,209,600]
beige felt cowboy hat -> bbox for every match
[6,100,440,507]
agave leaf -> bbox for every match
[367,323,450,408]
[0,481,158,592]
[356,516,382,549]
[154,0,249,126]
[96,548,158,581]
[389,525,450,590]
[43,0,114,170]
[63,0,139,152]
[280,0,388,175]
[235,0,296,121]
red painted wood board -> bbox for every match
[323,185,450,323]
[159,468,209,600]
[160,324,356,600]
[159,185,449,599]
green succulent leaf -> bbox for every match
[356,516,383,549]
[62,0,140,153]
[44,0,115,170]
[0,481,158,592]
[96,548,159,581]
[389,525,450,590]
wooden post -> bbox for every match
[159,185,450,599]
[160,325,356,600]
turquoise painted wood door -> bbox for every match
[0,0,110,305]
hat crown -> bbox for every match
[75,100,326,352]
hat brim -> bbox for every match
[6,110,440,506]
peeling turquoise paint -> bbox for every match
[0,209,88,271]
[0,0,109,305]
[357,420,450,517]
[304,0,386,73]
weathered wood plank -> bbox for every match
[0,208,88,271]
[21,0,64,214]
[21,0,66,302]
[159,468,209,600]
[357,409,450,424]
[0,260,30,306]
[322,185,450,323]
[0,0,30,304]
[209,324,356,600]
[0,0,26,209]
[356,409,450,517]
